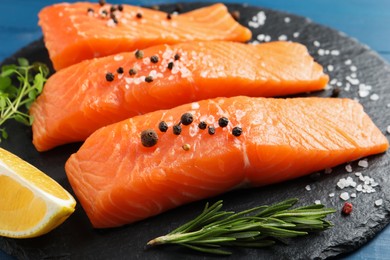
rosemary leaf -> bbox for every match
[147,199,335,255]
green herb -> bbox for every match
[147,198,335,255]
[0,58,49,141]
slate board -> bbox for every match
[1,2,390,260]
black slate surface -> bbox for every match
[1,2,390,260]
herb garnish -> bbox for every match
[147,199,335,255]
[0,58,49,141]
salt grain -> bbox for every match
[248,11,266,28]
[278,34,288,41]
[284,17,291,23]
[327,65,334,72]
[329,193,335,197]
[345,164,353,173]
[350,65,357,72]
[318,49,325,56]
[370,94,379,101]
[387,125,390,134]
[355,172,362,177]
[293,32,300,38]
[345,59,352,65]
[315,200,321,205]
[358,159,368,168]
[375,199,383,207]
[340,192,350,201]
[313,41,321,47]
[351,193,357,198]
[331,50,340,56]
[305,184,312,191]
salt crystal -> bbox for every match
[315,200,321,205]
[257,34,265,41]
[350,73,357,78]
[330,79,337,85]
[359,89,370,98]
[340,192,350,201]
[305,184,311,191]
[325,50,330,55]
[264,35,271,42]
[356,184,363,191]
[387,125,390,134]
[351,193,357,198]
[355,172,362,177]
[327,65,334,72]
[114,55,123,61]
[278,35,288,41]
[358,159,368,168]
[293,32,300,38]
[346,76,359,85]
[336,81,342,87]
[345,59,352,65]
[318,49,325,56]
[370,94,379,101]
[350,65,357,72]
[284,17,291,23]
[313,41,321,47]
[375,199,383,207]
[345,164,353,173]
[387,103,390,108]
[331,50,340,56]
[329,193,335,197]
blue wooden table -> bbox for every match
[1,0,390,259]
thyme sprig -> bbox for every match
[0,58,49,141]
[147,198,336,255]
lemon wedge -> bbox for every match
[0,148,76,238]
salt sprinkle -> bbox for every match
[315,200,321,205]
[358,159,369,168]
[330,79,337,85]
[350,193,357,198]
[375,199,383,207]
[355,172,362,177]
[345,59,352,65]
[313,41,321,47]
[331,50,340,56]
[284,17,291,23]
[350,65,357,72]
[345,164,353,173]
[387,125,390,134]
[248,11,266,28]
[387,103,390,108]
[340,192,350,201]
[278,34,288,41]
[370,94,379,101]
[327,65,334,72]
[293,32,300,38]
[329,193,335,197]
[305,185,311,191]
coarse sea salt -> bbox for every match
[340,192,350,201]
[370,94,379,101]
[315,200,321,205]
[375,199,383,207]
[293,32,300,38]
[248,11,266,28]
[345,164,353,173]
[278,34,288,41]
[329,193,335,197]
[358,159,369,168]
[305,185,311,191]
[387,125,390,134]
[327,65,334,72]
[284,17,291,23]
[313,41,320,47]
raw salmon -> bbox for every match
[30,41,329,151]
[65,96,388,228]
[39,2,252,70]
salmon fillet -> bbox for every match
[65,96,388,228]
[30,41,329,151]
[38,2,252,70]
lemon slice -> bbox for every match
[0,148,76,238]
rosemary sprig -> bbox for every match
[147,199,336,255]
[0,58,49,141]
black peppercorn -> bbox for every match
[198,121,207,130]
[135,50,144,59]
[232,126,242,137]
[129,68,137,76]
[117,67,124,74]
[208,126,215,135]
[218,117,229,127]
[150,55,159,63]
[158,121,168,132]
[173,124,182,135]
[174,53,180,61]
[105,72,114,82]
[180,113,193,125]
[136,13,143,19]
[145,76,154,83]
[167,62,174,70]
[118,4,123,11]
[141,129,158,147]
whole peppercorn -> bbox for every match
[116,67,124,74]
[129,68,137,76]
[136,12,143,19]
[167,62,174,70]
[105,72,114,82]
[141,129,158,147]
[173,124,182,135]
[135,50,144,59]
[198,121,207,130]
[145,76,154,83]
[174,53,180,61]
[180,113,193,125]
[158,121,168,132]
[232,126,242,137]
[218,117,229,127]
[208,126,215,135]
[150,55,159,63]
[342,202,353,215]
